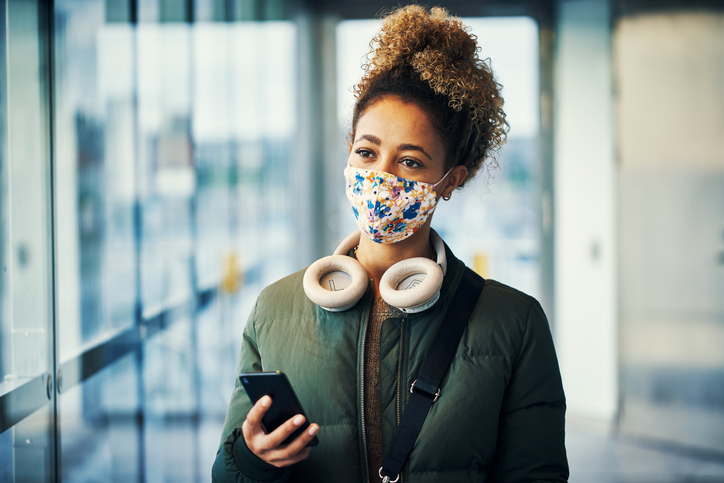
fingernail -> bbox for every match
[293,415,305,426]
[261,396,271,407]
[308,425,318,436]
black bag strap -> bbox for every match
[379,267,485,483]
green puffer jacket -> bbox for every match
[212,245,568,482]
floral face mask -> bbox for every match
[344,164,451,244]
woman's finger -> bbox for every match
[264,414,307,448]
[242,396,272,444]
[282,424,319,456]
[247,396,272,427]
[241,397,318,468]
[264,423,319,466]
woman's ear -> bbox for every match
[441,165,468,198]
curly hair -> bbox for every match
[351,5,508,185]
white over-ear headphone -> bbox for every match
[302,229,447,313]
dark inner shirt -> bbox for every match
[364,297,400,483]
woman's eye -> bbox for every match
[355,148,374,158]
[400,158,422,168]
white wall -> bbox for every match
[554,0,618,422]
[615,12,724,451]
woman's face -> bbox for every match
[348,96,448,186]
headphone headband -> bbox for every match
[429,229,447,275]
[333,229,446,274]
[333,230,362,256]
[304,229,447,313]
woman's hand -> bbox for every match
[242,395,319,468]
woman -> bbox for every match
[213,5,568,482]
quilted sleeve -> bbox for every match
[487,301,569,483]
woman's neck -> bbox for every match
[354,224,436,297]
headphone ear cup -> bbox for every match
[303,255,368,312]
[379,257,443,313]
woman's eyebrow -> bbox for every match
[354,135,433,161]
[398,143,432,161]
[354,134,381,145]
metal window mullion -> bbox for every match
[44,0,61,479]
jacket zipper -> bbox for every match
[396,313,408,483]
[396,314,406,429]
[359,285,372,483]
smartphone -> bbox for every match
[239,371,319,447]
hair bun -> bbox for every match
[364,6,474,77]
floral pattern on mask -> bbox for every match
[344,165,439,244]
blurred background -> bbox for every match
[0,0,722,481]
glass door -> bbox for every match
[52,0,143,480]
[0,0,56,481]
[0,0,309,481]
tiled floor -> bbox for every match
[566,420,724,483]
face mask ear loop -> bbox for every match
[433,166,455,188]
[433,166,455,202]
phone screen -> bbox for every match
[239,371,319,447]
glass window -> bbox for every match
[230,22,297,288]
[193,22,232,288]
[1,0,55,480]
[137,22,194,314]
[143,309,199,480]
[53,0,142,479]
[59,354,140,481]
[3,406,55,481]
[0,3,8,477]
[0,0,8,392]
[4,0,53,383]
[1,0,301,479]
[0,430,10,481]
[54,0,137,362]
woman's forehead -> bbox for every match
[355,98,444,155]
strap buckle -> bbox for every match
[379,467,400,483]
[410,379,440,403]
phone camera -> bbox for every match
[242,378,249,384]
